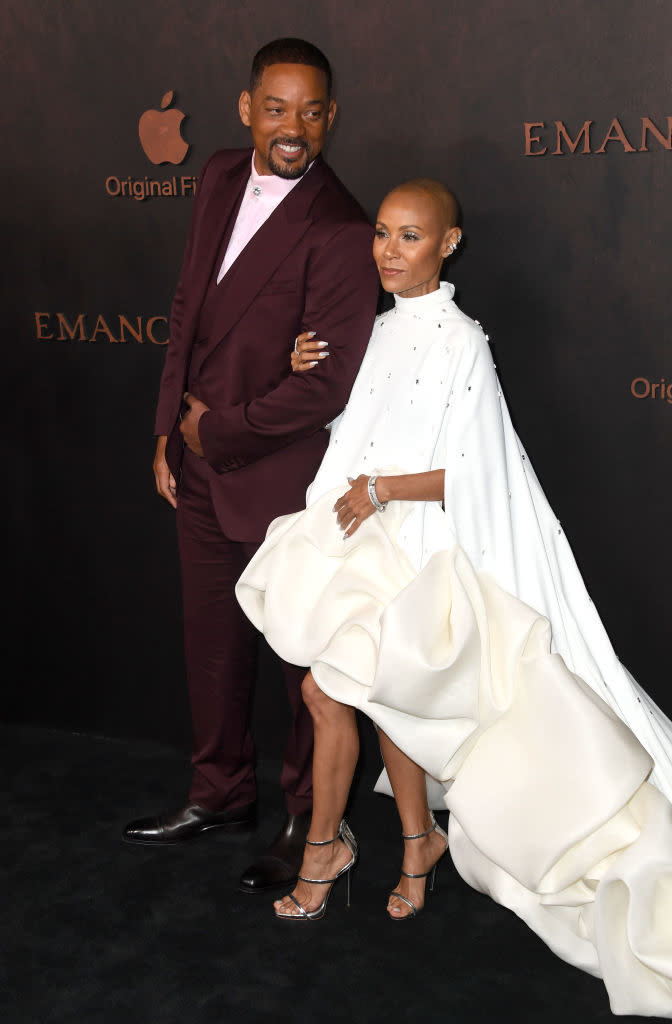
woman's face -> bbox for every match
[373,189,458,298]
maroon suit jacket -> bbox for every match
[155,148,379,542]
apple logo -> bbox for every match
[138,91,189,165]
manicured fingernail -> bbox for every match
[318,352,329,358]
[309,360,318,367]
[307,331,316,337]
[317,341,328,348]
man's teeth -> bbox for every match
[277,144,302,153]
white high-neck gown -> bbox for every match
[237,283,672,1017]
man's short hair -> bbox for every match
[250,38,332,96]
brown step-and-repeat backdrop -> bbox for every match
[4,1,670,753]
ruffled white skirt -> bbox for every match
[236,491,672,1018]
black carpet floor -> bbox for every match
[0,724,664,1024]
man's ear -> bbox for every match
[239,91,252,127]
[327,99,338,132]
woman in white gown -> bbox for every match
[236,180,672,1017]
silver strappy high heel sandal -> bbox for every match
[274,819,358,921]
[388,811,449,921]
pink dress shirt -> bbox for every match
[217,155,309,283]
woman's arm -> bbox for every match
[374,470,444,504]
[334,470,445,537]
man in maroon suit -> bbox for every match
[123,39,379,892]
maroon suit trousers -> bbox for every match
[176,448,313,815]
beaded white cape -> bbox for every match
[303,282,672,793]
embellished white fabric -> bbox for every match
[236,283,672,1016]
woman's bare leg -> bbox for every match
[274,671,359,916]
[378,728,448,918]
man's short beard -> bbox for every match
[267,141,310,179]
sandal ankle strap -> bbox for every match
[305,818,353,847]
[402,812,437,841]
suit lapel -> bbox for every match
[180,152,250,350]
[199,157,330,363]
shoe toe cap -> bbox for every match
[239,855,297,891]
[122,817,161,842]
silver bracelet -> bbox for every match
[367,475,388,512]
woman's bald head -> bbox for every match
[374,181,462,298]
[385,179,459,234]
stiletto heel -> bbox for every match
[388,811,448,921]
[274,819,358,921]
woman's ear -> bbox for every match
[441,227,462,258]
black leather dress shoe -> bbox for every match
[122,801,257,845]
[239,810,311,893]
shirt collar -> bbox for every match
[393,281,456,316]
[249,152,313,200]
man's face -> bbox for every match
[239,63,336,178]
